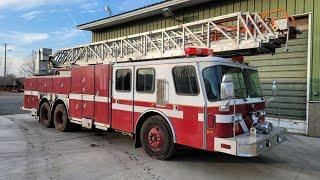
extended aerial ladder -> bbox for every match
[50,10,299,68]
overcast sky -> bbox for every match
[0,0,162,77]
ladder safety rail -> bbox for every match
[51,11,299,67]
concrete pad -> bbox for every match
[0,114,319,180]
[308,102,320,137]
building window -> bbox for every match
[172,66,199,95]
[136,68,155,93]
[116,69,131,92]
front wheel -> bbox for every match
[140,115,176,160]
[53,104,70,132]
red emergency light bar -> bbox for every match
[232,56,244,63]
[185,47,214,56]
[184,47,245,64]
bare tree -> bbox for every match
[6,73,17,82]
[20,58,34,77]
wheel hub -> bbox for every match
[147,127,164,151]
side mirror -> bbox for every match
[272,80,279,97]
[221,74,234,100]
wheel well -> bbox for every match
[134,111,175,148]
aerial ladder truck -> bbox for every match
[22,10,299,159]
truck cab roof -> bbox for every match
[112,56,257,71]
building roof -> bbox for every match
[77,0,212,31]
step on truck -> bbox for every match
[22,10,299,160]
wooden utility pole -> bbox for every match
[3,43,7,88]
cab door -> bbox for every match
[111,66,134,132]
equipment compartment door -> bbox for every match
[111,66,134,132]
[52,77,70,94]
[94,64,111,126]
[70,67,84,119]
[70,66,95,120]
[25,77,37,91]
[69,96,83,120]
[24,77,37,109]
[81,66,95,119]
[24,95,32,109]
[37,78,52,93]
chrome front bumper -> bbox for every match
[214,127,287,157]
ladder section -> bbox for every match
[52,11,295,67]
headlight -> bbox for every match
[254,122,273,134]
[259,110,266,116]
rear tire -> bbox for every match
[140,115,176,160]
[39,102,53,128]
[53,104,70,132]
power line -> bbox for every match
[65,9,89,43]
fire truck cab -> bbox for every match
[22,56,287,160]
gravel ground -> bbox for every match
[0,114,320,180]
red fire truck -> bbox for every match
[22,11,298,160]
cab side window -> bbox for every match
[116,69,131,92]
[172,66,199,95]
[136,68,155,93]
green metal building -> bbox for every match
[78,0,320,136]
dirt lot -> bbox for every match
[0,114,319,180]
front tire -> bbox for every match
[140,115,176,160]
[53,104,70,132]
[39,102,53,128]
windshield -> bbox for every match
[202,65,263,102]
[243,69,263,98]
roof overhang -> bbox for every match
[77,0,213,31]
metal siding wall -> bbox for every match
[287,0,296,15]
[246,32,308,120]
[295,0,305,14]
[89,0,319,102]
[91,0,313,42]
[312,0,319,101]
